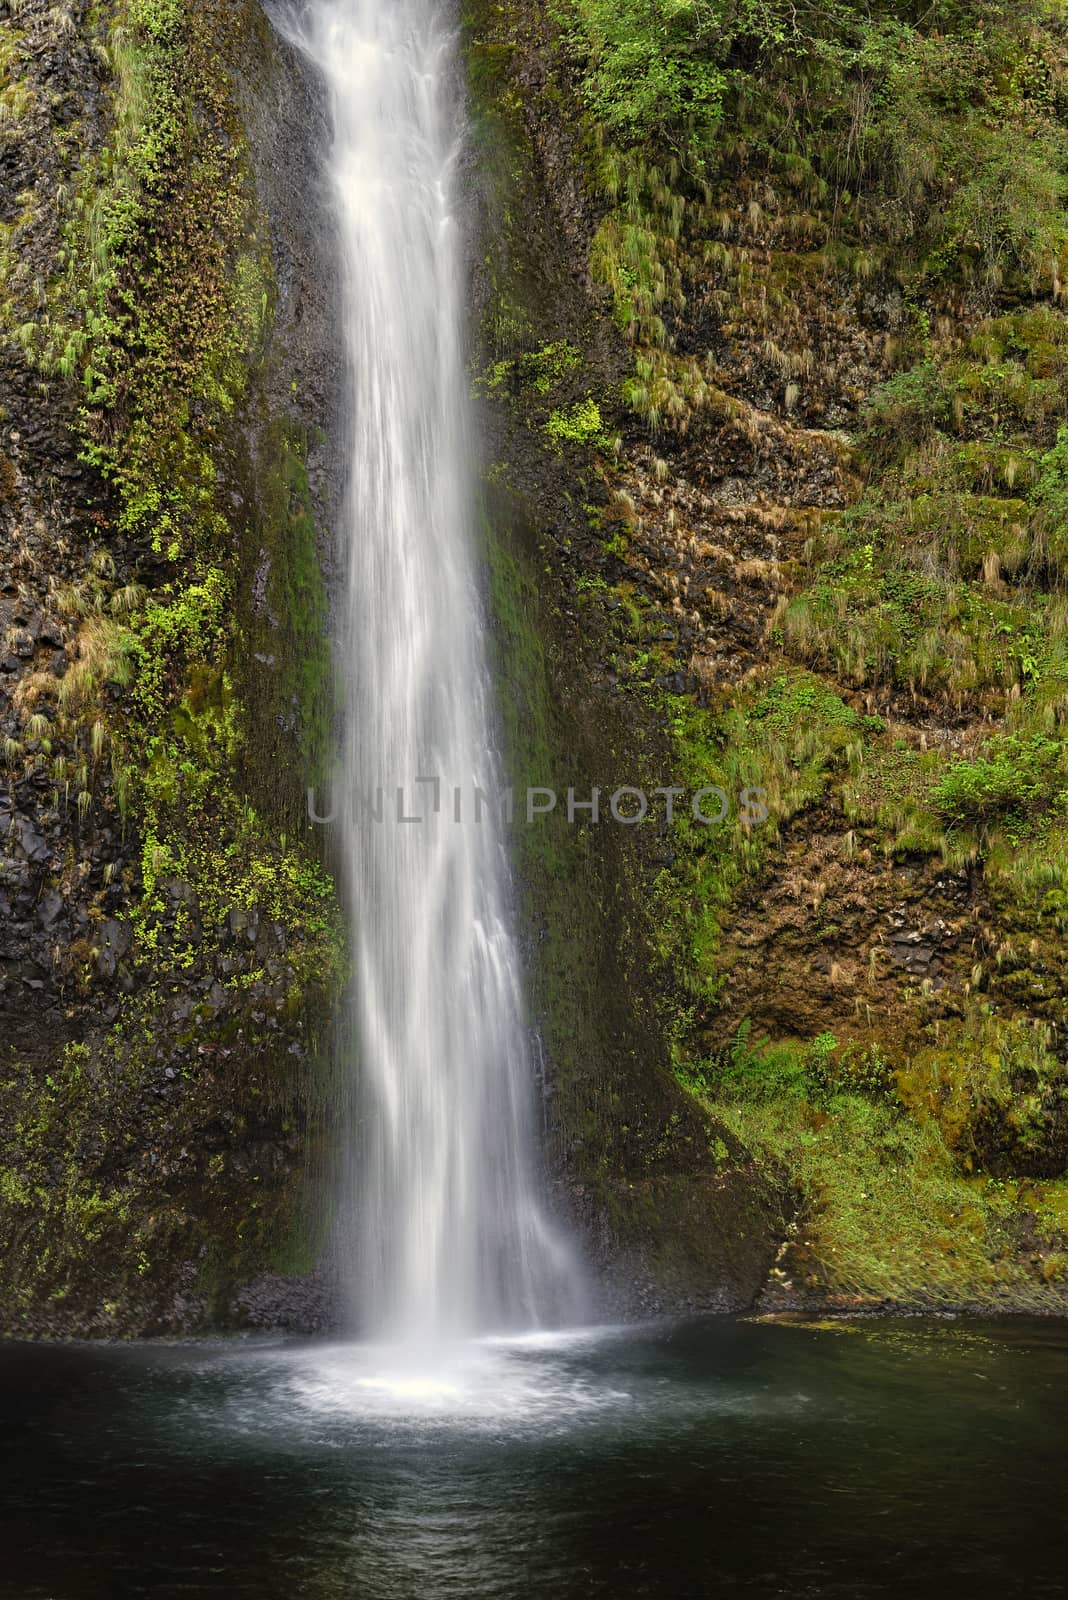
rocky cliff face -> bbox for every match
[3,0,1068,1335]
[465,0,1068,1310]
[0,0,346,1335]
[0,0,781,1335]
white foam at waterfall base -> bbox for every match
[279,1334,634,1429]
[273,0,584,1344]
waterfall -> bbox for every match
[277,0,580,1342]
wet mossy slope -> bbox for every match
[465,0,1068,1311]
[0,0,344,1336]
[465,4,790,1310]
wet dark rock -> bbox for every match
[163,878,199,910]
[94,919,132,979]
[36,890,64,929]
[12,818,50,866]
[233,1267,342,1336]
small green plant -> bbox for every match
[484,340,581,396]
[544,396,608,449]
[933,734,1067,827]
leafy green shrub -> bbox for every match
[860,362,952,466]
[556,0,764,150]
[748,672,859,737]
[933,734,1067,825]
[560,0,1067,277]
[943,124,1067,289]
[716,1019,840,1104]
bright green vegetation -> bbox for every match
[555,1,1068,424]
[521,0,1068,1302]
[482,339,582,396]
[680,1016,1068,1304]
[477,339,611,451]
[9,0,341,995]
[545,395,609,449]
[555,0,738,148]
[779,306,1068,897]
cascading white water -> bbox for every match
[279,0,580,1342]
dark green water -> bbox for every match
[1,1317,1066,1598]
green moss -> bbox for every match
[43,1,342,996]
[721,1092,1047,1306]
[0,0,344,1331]
[246,423,334,801]
[895,1010,1068,1174]
[640,669,876,1001]
[482,340,582,398]
[544,395,609,449]
[0,1008,332,1332]
[678,1019,1068,1307]
[0,1043,143,1321]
